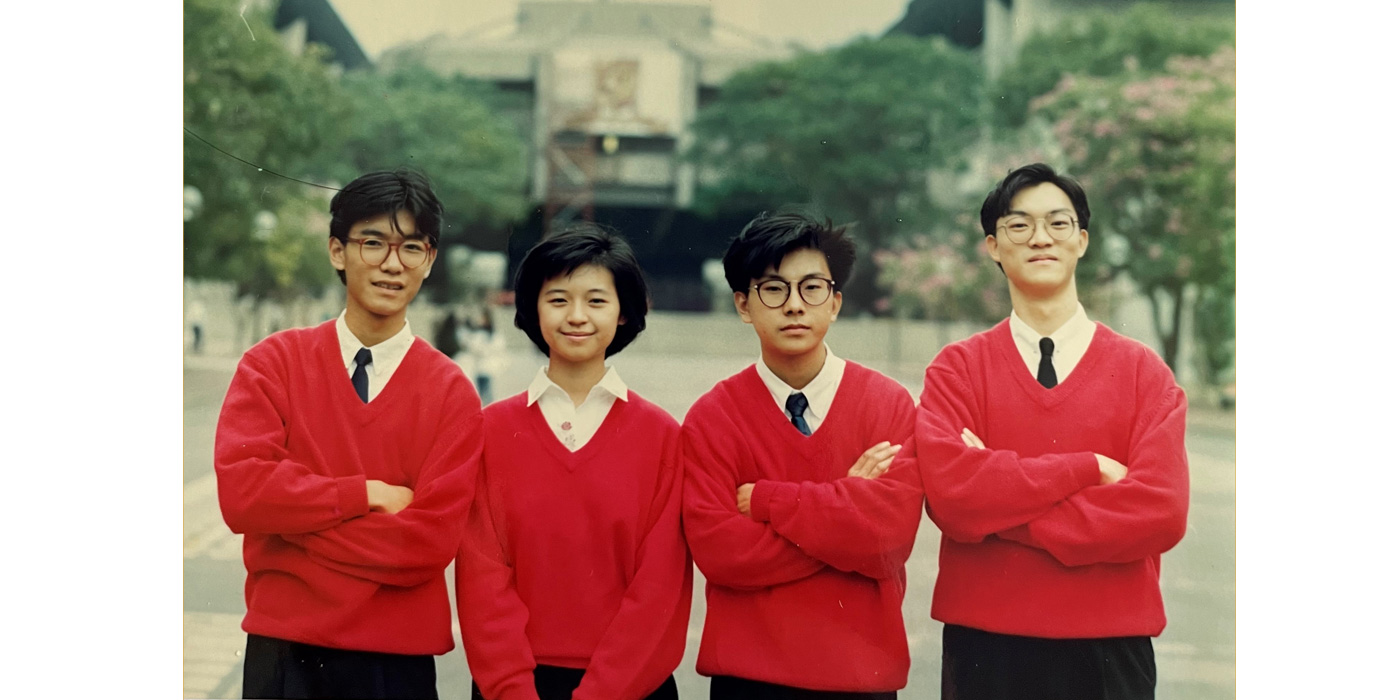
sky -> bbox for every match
[330,0,912,59]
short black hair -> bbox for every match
[721,211,857,294]
[329,169,445,284]
[513,223,650,358]
[979,163,1091,238]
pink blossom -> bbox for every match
[1148,244,1163,260]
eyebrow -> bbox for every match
[758,273,828,282]
[542,287,615,295]
[1006,208,1073,216]
[354,228,426,240]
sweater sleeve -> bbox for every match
[283,380,483,587]
[681,407,827,590]
[747,391,923,580]
[573,428,693,700]
[917,351,1101,543]
[215,349,370,536]
[996,365,1190,567]
[457,465,540,700]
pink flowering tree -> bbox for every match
[1028,46,1235,377]
[873,211,1010,324]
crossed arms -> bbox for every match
[916,352,1189,567]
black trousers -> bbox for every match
[710,675,897,700]
[470,665,678,700]
[940,624,1155,700]
[242,633,437,699]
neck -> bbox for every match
[762,344,826,390]
[547,357,608,407]
[345,307,406,348]
[1007,279,1080,336]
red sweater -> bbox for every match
[914,320,1189,639]
[214,320,482,655]
[681,362,922,693]
[457,391,692,700]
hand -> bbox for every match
[960,428,986,450]
[736,483,755,518]
[1095,454,1128,485]
[367,479,414,514]
[847,441,902,480]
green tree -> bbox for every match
[1031,46,1236,374]
[183,0,351,301]
[688,36,984,310]
[990,4,1234,130]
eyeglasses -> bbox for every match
[751,277,837,308]
[997,214,1080,244]
[345,237,433,269]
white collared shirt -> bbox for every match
[1009,303,1097,383]
[755,344,847,434]
[527,365,629,451]
[335,310,415,402]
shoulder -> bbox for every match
[238,323,329,373]
[1092,324,1177,383]
[483,392,533,428]
[622,391,681,433]
[682,366,756,433]
[927,321,1007,375]
[842,361,914,402]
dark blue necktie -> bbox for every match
[1037,337,1058,389]
[786,392,812,436]
[352,348,372,403]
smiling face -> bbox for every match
[329,210,436,334]
[537,264,624,372]
[986,182,1089,299]
[734,247,843,371]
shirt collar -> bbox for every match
[754,343,845,421]
[526,365,629,406]
[1009,303,1092,355]
[335,310,414,376]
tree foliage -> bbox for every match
[990,4,1235,130]
[1031,46,1236,373]
[688,36,984,309]
[874,207,1009,324]
[183,0,350,300]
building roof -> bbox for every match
[274,0,371,70]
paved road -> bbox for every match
[184,349,1235,699]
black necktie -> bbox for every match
[786,392,812,436]
[1037,337,1058,389]
[352,348,372,403]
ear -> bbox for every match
[1075,228,1089,259]
[329,237,347,272]
[830,290,843,320]
[984,234,1001,264]
[733,291,753,325]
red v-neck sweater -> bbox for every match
[914,320,1189,639]
[457,391,692,700]
[681,362,922,693]
[214,320,483,655]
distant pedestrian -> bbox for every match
[681,212,923,698]
[214,170,483,700]
[434,310,462,359]
[463,306,505,404]
[913,163,1189,700]
[458,224,691,700]
[188,300,206,354]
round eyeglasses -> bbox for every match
[997,215,1080,244]
[751,277,837,308]
[346,238,433,269]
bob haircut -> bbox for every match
[721,211,857,294]
[328,169,446,285]
[513,223,650,358]
[979,162,1091,238]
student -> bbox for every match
[214,170,483,700]
[458,224,692,700]
[681,212,924,699]
[913,163,1189,700]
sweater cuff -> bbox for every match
[749,479,781,523]
[335,475,370,520]
[1067,452,1101,491]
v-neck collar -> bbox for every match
[524,392,631,472]
[741,363,862,455]
[319,322,418,422]
[992,320,1108,408]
